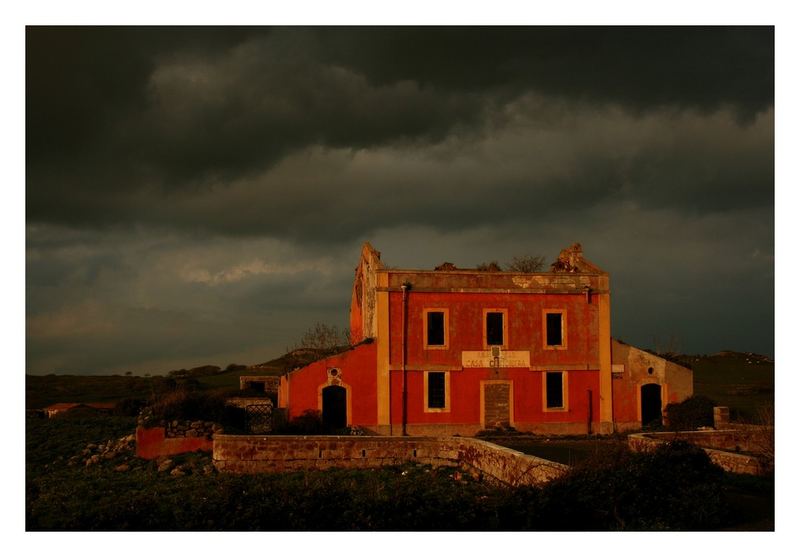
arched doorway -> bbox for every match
[641,383,662,428]
[321,385,347,429]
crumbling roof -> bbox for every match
[283,338,375,376]
[550,243,605,274]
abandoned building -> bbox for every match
[277,242,692,436]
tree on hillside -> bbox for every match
[295,322,350,352]
[506,255,546,273]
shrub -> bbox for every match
[114,398,146,417]
[272,410,330,435]
[665,395,716,431]
[476,261,502,272]
[506,255,545,272]
[146,388,245,430]
[536,441,726,530]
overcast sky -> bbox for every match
[25,26,774,375]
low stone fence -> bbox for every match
[166,419,220,439]
[136,419,222,460]
[136,426,214,459]
[225,397,274,410]
[212,435,568,486]
[628,428,773,476]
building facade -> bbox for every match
[278,242,692,435]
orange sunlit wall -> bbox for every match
[285,342,378,425]
[387,290,602,433]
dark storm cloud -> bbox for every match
[26,27,773,234]
[25,27,774,373]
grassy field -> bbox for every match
[26,414,773,531]
[688,351,774,420]
[485,436,627,466]
[25,347,774,530]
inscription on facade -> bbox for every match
[462,351,530,368]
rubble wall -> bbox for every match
[212,435,567,486]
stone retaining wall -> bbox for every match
[628,429,772,476]
[165,419,220,439]
[136,426,215,459]
[212,435,568,486]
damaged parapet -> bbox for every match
[350,242,384,342]
[551,243,605,274]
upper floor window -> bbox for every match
[423,308,449,349]
[483,309,507,348]
[543,309,567,350]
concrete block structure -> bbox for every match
[278,242,692,435]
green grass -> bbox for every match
[26,414,773,531]
[486,437,627,466]
[25,375,161,410]
[688,352,774,420]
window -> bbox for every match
[423,309,448,349]
[543,309,567,350]
[428,372,445,408]
[545,372,564,409]
[424,371,450,412]
[483,309,507,348]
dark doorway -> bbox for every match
[322,385,347,429]
[641,383,662,428]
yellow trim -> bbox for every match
[482,308,508,349]
[423,308,450,350]
[479,379,515,428]
[317,381,353,427]
[376,271,391,426]
[541,371,570,412]
[542,308,568,351]
[597,288,613,432]
[423,370,451,413]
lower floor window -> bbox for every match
[427,372,446,409]
[545,371,564,409]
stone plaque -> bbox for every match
[462,350,530,368]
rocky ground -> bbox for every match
[61,431,215,476]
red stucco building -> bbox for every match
[278,242,692,435]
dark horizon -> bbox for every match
[26,26,774,375]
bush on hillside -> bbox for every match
[272,410,331,435]
[146,388,245,430]
[526,440,727,530]
[114,398,147,417]
[664,395,716,431]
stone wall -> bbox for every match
[212,435,567,486]
[165,419,220,439]
[225,397,274,410]
[628,429,773,476]
[238,376,280,393]
[136,426,215,460]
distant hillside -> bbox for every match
[29,346,773,420]
[26,374,162,410]
[26,346,352,408]
[686,350,774,420]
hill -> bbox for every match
[673,350,774,420]
[26,347,345,409]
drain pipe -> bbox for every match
[401,283,410,436]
